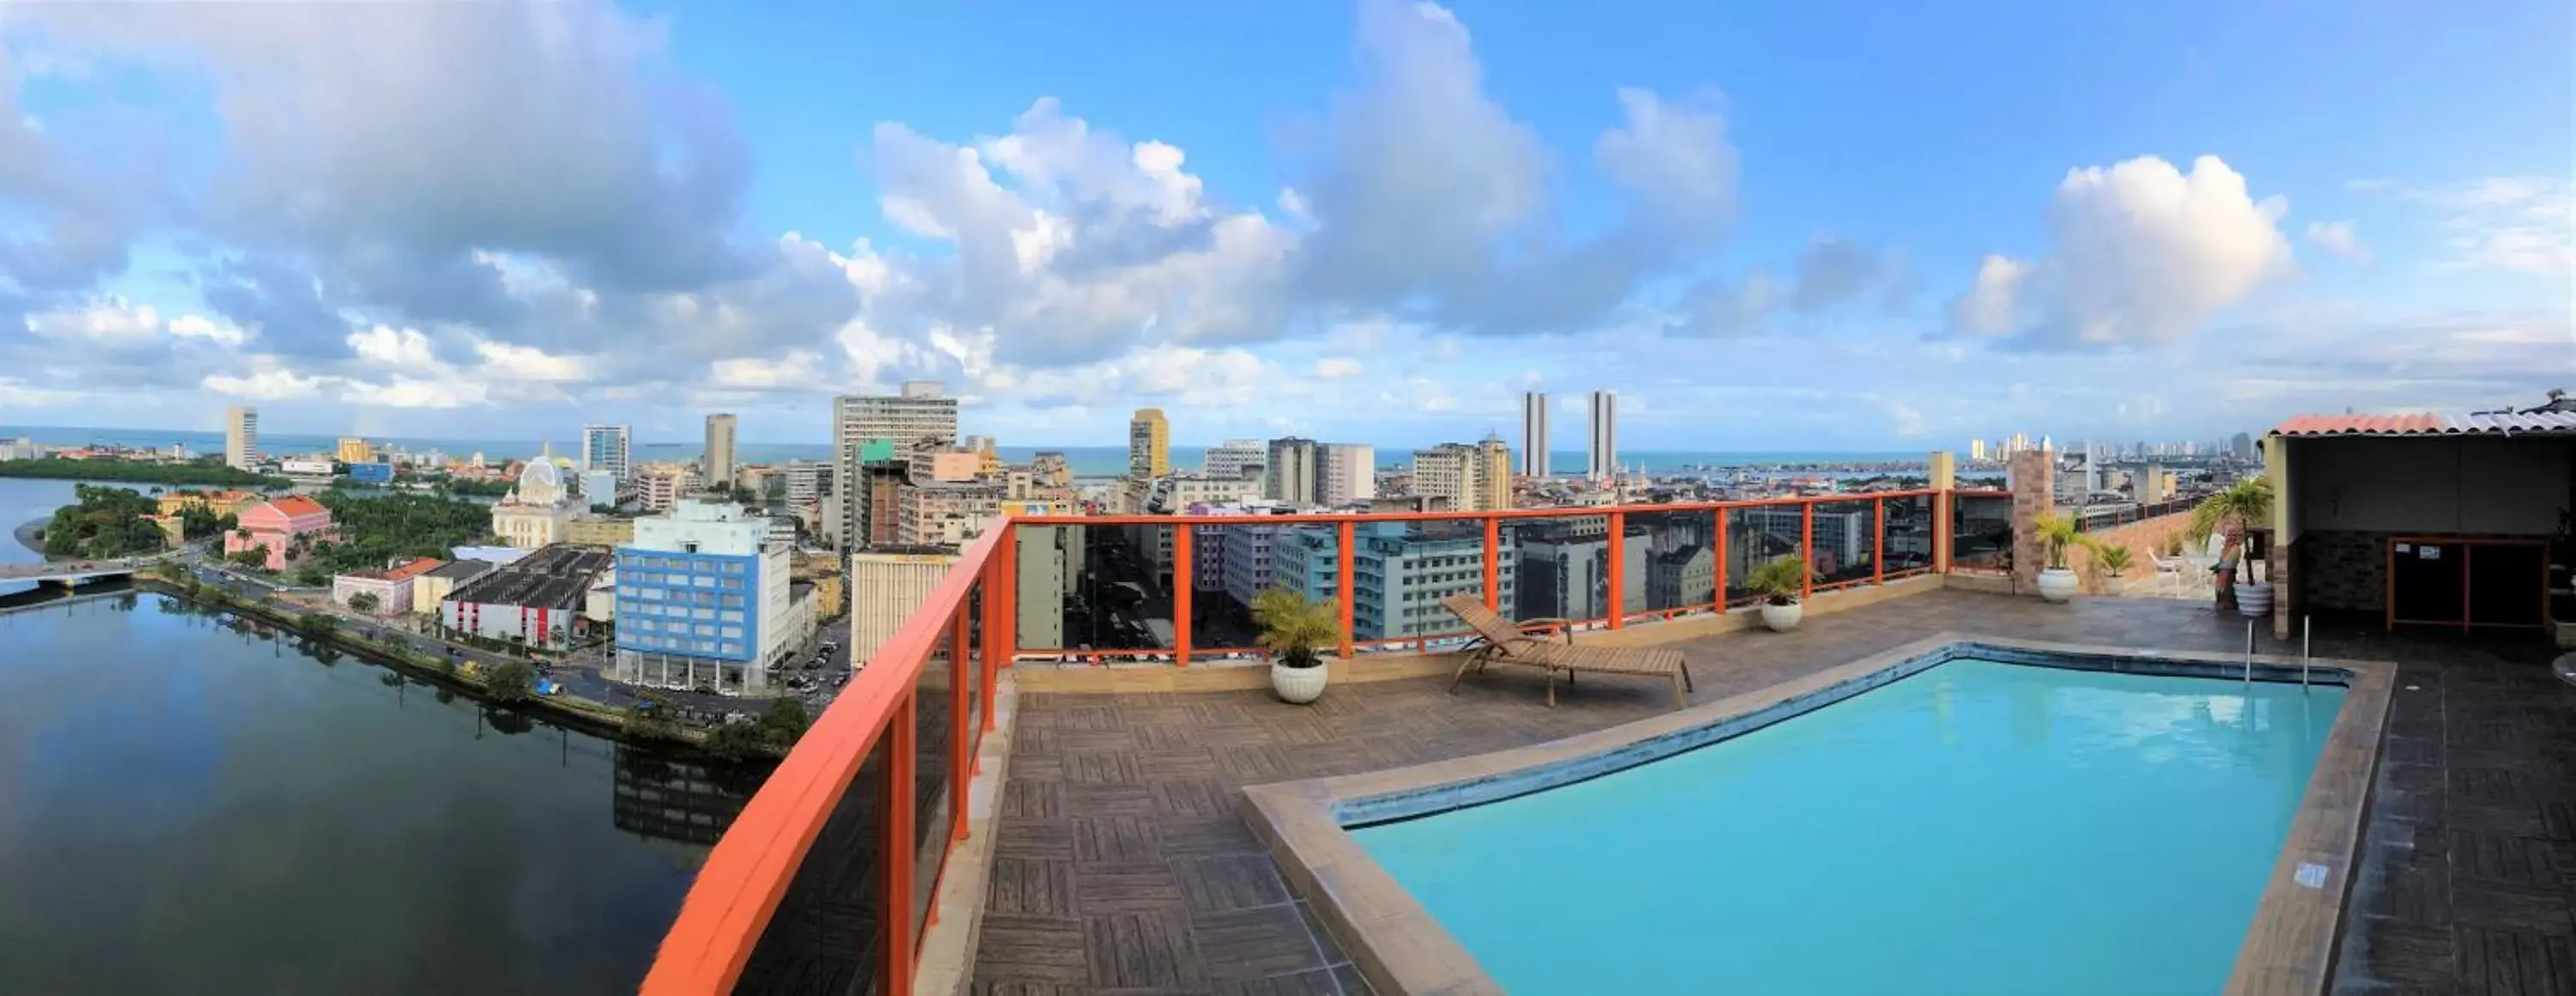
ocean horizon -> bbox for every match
[3,424,1938,479]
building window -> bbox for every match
[720,610,743,622]
[722,562,744,574]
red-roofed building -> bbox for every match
[332,556,446,615]
[224,495,336,571]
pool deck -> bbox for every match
[968,589,2576,996]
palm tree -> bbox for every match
[2030,513,2081,570]
[2188,477,2275,604]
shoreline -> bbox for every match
[131,574,714,750]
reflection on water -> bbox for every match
[0,591,773,994]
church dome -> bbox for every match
[516,459,565,507]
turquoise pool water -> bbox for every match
[1353,658,2346,996]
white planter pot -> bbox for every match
[2100,575,2128,597]
[1271,660,1328,704]
[2234,582,2274,617]
[1759,601,1803,633]
[2038,568,2080,604]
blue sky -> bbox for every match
[0,0,2565,451]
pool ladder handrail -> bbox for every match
[2247,616,2315,691]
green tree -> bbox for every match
[756,697,811,750]
[303,491,495,574]
[622,694,683,741]
[705,720,768,761]
[0,455,286,487]
[228,548,269,570]
[347,592,380,614]
[483,660,538,703]
[296,612,337,634]
[39,483,167,559]
[2187,477,2275,567]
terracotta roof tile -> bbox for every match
[2270,413,2444,437]
[384,557,445,582]
[267,495,330,518]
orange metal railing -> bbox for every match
[645,487,2001,993]
[642,525,1006,996]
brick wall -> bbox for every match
[2064,511,2196,592]
[2009,451,2054,595]
[2294,531,2391,614]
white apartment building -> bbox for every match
[1203,439,1267,483]
[703,413,738,483]
[1015,524,1083,650]
[1151,473,1264,512]
[639,465,700,513]
[1413,440,1510,512]
[1265,437,1318,505]
[832,381,958,547]
[1413,445,1470,513]
[1522,392,1550,477]
[849,550,958,664]
[899,482,1002,545]
[582,423,632,481]
[1318,443,1376,505]
[224,405,258,471]
[1588,390,1618,481]
[782,461,832,505]
[1219,524,1281,607]
[613,499,797,693]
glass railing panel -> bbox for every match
[1012,524,1077,658]
[732,731,891,995]
[1724,501,1807,605]
[1185,521,1279,662]
[1813,500,1878,587]
[1502,513,1607,631]
[1952,493,2014,574]
[911,631,955,935]
[1626,508,1718,619]
[1880,494,1938,577]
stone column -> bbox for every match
[2008,450,2055,595]
[2265,435,2293,641]
[1927,451,1956,573]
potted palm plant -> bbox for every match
[2032,513,2081,603]
[2091,544,2135,596]
[2189,477,2275,616]
[1746,556,1807,632]
[1252,585,1338,704]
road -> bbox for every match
[178,548,857,726]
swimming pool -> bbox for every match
[1328,648,2360,995]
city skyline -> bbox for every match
[0,1,2561,450]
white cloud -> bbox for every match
[25,301,162,343]
[1313,356,1364,380]
[471,341,590,382]
[0,378,83,406]
[2409,177,2569,274]
[1947,155,2293,348]
[1292,0,1738,334]
[200,363,327,401]
[1947,255,2028,335]
[345,325,439,369]
[2305,220,2369,264]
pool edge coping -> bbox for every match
[1238,631,2397,996]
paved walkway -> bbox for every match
[969,589,2573,995]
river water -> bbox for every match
[0,477,757,993]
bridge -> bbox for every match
[0,553,181,587]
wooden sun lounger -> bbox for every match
[1438,593,1693,709]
